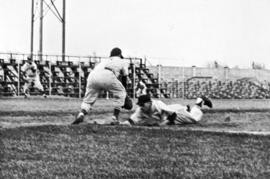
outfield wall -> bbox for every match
[148,66,270,82]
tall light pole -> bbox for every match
[39,0,43,61]
[30,0,66,60]
[30,0,34,59]
[62,0,66,62]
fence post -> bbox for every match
[171,79,174,98]
[17,59,20,96]
[192,65,196,77]
[158,64,161,98]
[182,67,185,99]
[182,66,185,99]
[106,91,109,100]
[79,57,81,99]
[224,66,229,81]
[49,58,52,96]
[133,60,136,99]
[175,80,178,98]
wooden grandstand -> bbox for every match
[0,55,168,98]
[1,53,270,99]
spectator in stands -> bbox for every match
[21,56,46,98]
[0,65,3,95]
[135,80,147,97]
[121,94,212,126]
[72,47,133,125]
[0,65,3,81]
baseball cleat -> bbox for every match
[24,93,30,98]
[127,118,135,125]
[72,113,84,125]
[200,95,213,108]
[186,105,191,112]
[110,116,120,125]
[119,120,132,126]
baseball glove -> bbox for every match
[122,95,133,110]
[201,95,213,108]
[167,112,177,125]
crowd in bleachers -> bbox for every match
[184,78,270,99]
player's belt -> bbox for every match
[28,74,36,78]
[104,67,115,75]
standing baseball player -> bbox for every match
[72,47,133,125]
[21,56,46,98]
[125,94,212,126]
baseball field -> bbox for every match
[1,97,270,178]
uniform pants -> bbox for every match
[24,77,44,93]
[81,69,126,113]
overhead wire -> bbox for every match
[33,0,55,21]
[41,0,56,19]
[50,0,63,22]
[43,0,62,22]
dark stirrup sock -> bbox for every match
[80,109,88,115]
[113,108,121,120]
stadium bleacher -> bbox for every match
[183,77,270,99]
[0,55,269,99]
[0,56,165,98]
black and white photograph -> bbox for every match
[0,0,270,178]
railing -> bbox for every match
[0,52,145,98]
[2,52,269,99]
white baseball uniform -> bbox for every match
[21,62,44,93]
[130,100,203,126]
[0,66,4,81]
[136,81,147,97]
[81,56,129,112]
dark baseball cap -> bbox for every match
[110,47,124,59]
[137,94,151,106]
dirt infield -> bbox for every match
[1,97,270,134]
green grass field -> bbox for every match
[1,97,270,178]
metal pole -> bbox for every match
[30,0,34,59]
[62,0,66,62]
[106,91,109,100]
[39,0,43,61]
[17,60,20,96]
[49,58,52,96]
[182,66,185,99]
[158,64,161,98]
[79,58,81,98]
[133,62,136,99]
